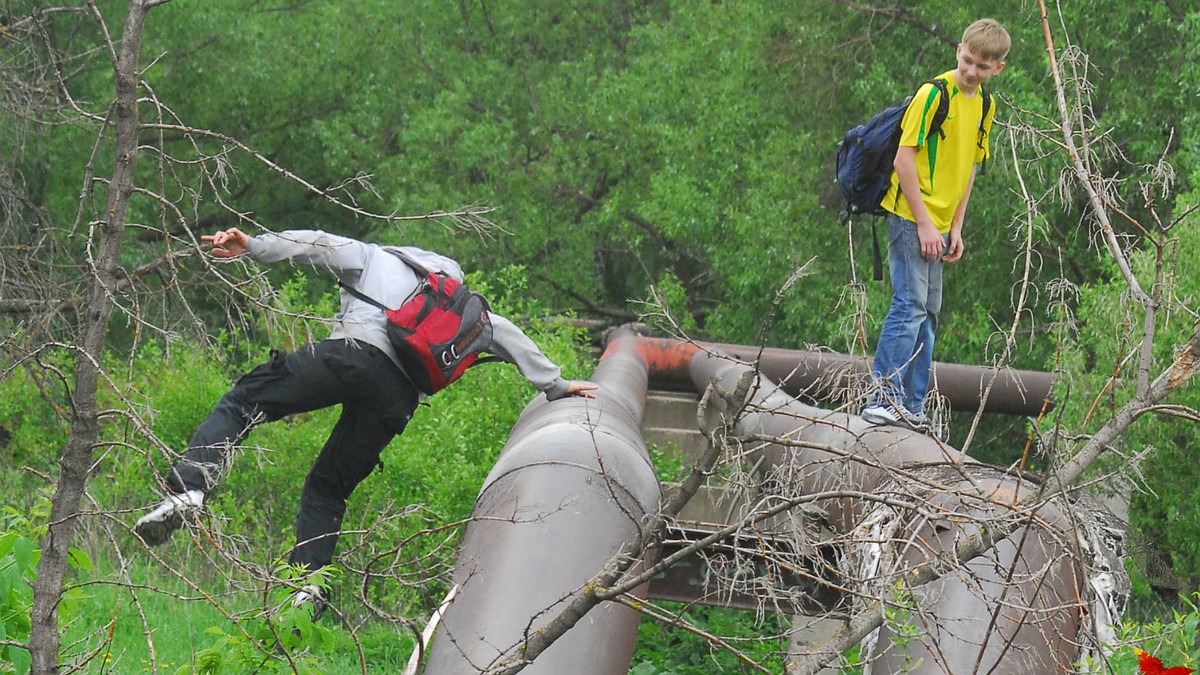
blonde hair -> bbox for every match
[962,18,1010,62]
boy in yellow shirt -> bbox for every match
[862,18,1009,430]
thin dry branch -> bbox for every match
[140,122,504,237]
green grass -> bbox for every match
[60,552,416,674]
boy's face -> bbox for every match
[954,44,1005,94]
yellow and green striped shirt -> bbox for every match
[882,71,995,232]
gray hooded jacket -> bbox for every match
[245,229,571,400]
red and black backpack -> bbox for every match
[340,249,499,395]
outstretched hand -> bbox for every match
[565,381,599,398]
[201,228,251,258]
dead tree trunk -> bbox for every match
[28,2,152,672]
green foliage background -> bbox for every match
[1,0,1199,672]
[16,0,1188,367]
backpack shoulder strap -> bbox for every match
[977,85,993,174]
[339,280,390,311]
[925,78,952,141]
[978,84,992,147]
[337,247,430,311]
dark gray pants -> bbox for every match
[167,339,420,570]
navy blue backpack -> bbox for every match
[837,79,959,218]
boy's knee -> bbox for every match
[894,297,930,321]
[302,468,365,504]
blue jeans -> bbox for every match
[870,213,946,414]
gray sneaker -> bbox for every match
[862,403,930,432]
[134,489,204,545]
[907,410,934,432]
[862,403,906,426]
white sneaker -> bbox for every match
[864,403,941,437]
[289,583,327,622]
[862,403,905,426]
[134,489,204,545]
[862,403,928,429]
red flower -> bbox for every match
[1137,648,1196,675]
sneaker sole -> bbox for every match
[864,412,933,433]
[862,411,899,426]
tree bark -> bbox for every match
[28,2,150,672]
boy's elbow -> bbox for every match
[893,145,916,170]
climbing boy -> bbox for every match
[134,228,597,614]
[861,18,1009,430]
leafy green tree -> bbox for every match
[2,0,1199,672]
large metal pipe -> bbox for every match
[865,479,1080,674]
[681,346,1082,673]
[639,338,1054,416]
[425,332,1099,674]
[423,328,661,674]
